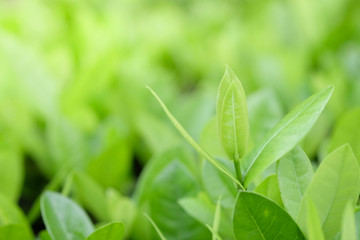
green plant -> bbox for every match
[145,66,360,239]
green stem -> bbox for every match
[233,157,243,190]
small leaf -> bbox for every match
[277,146,314,219]
[297,144,360,239]
[86,222,125,240]
[216,66,249,160]
[242,85,333,187]
[340,202,356,240]
[40,191,94,240]
[212,197,222,240]
[254,174,283,207]
[147,86,243,188]
[0,224,32,240]
[306,199,325,240]
[233,191,305,240]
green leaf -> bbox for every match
[73,171,108,221]
[306,199,325,240]
[147,86,243,188]
[233,191,305,240]
[242,85,333,187]
[211,197,222,240]
[216,66,249,160]
[0,224,32,240]
[86,222,125,240]
[144,214,167,240]
[38,230,52,240]
[277,146,314,219]
[202,159,237,209]
[40,191,94,240]
[340,202,356,240]
[0,193,32,238]
[254,174,283,207]
[297,144,360,239]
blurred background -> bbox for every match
[0,0,360,238]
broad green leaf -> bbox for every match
[0,193,32,238]
[147,87,243,188]
[233,191,305,240]
[73,171,108,221]
[144,214,167,240]
[340,202,356,240]
[200,118,227,158]
[202,159,237,208]
[86,222,125,240]
[179,193,233,239]
[216,66,249,160]
[306,200,324,240]
[242,85,333,187]
[277,146,314,219]
[297,144,360,239]
[0,224,32,240]
[254,174,283,207]
[328,107,360,160]
[40,191,94,240]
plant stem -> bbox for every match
[233,156,243,190]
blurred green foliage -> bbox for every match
[0,0,360,239]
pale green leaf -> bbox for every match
[40,191,94,240]
[341,202,356,240]
[277,146,314,219]
[216,66,249,160]
[242,85,333,187]
[297,144,360,239]
[144,214,167,240]
[254,174,283,207]
[306,199,325,240]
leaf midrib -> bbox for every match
[243,90,323,179]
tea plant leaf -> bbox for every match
[306,199,325,240]
[40,191,94,240]
[242,85,333,187]
[86,222,125,240]
[340,202,356,240]
[38,230,52,240]
[216,66,249,161]
[147,86,243,188]
[297,144,360,239]
[0,224,32,240]
[233,191,305,240]
[212,197,222,240]
[144,214,167,240]
[277,146,314,219]
[254,174,283,207]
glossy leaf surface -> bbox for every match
[233,191,305,240]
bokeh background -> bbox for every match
[0,0,360,238]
